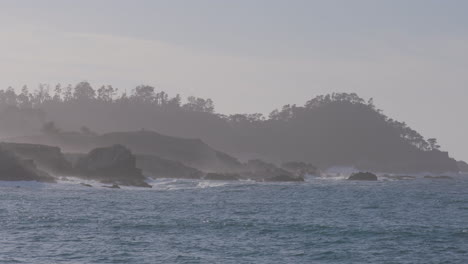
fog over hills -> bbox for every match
[0,83,459,173]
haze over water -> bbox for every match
[1,0,468,161]
[1,1,468,264]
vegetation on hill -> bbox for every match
[0,82,458,173]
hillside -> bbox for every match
[222,94,459,173]
[0,84,459,173]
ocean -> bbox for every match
[0,176,467,263]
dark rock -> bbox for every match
[0,147,55,183]
[75,144,151,188]
[348,172,378,181]
[0,142,72,175]
[246,159,277,172]
[281,161,318,177]
[5,130,244,173]
[64,153,86,167]
[242,163,304,182]
[135,154,203,179]
[97,131,244,172]
[204,172,239,181]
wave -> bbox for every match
[2,171,466,192]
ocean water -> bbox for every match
[0,176,467,264]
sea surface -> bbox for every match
[0,175,467,264]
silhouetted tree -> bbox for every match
[2,87,17,106]
[97,85,117,102]
[73,81,95,101]
[62,84,73,102]
[183,96,214,113]
[18,85,31,108]
[168,94,182,108]
[427,138,440,150]
[132,85,155,102]
[53,84,62,102]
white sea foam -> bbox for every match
[197,180,231,189]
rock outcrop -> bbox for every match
[96,131,244,172]
[9,130,245,173]
[135,154,203,179]
[281,161,318,177]
[348,172,378,181]
[241,159,304,182]
[75,144,151,187]
[0,146,55,182]
[0,142,72,175]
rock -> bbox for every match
[80,183,93,187]
[281,161,318,177]
[348,172,378,181]
[0,146,55,183]
[246,159,277,172]
[64,153,86,167]
[239,159,305,182]
[75,144,151,188]
[135,154,203,179]
[5,130,245,173]
[204,173,240,181]
[0,142,73,175]
[96,131,244,172]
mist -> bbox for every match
[1,2,467,263]
[1,0,468,161]
[0,82,460,174]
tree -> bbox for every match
[3,87,17,106]
[132,85,155,102]
[116,91,130,104]
[18,85,31,108]
[168,94,181,108]
[30,84,51,106]
[155,91,169,105]
[97,85,117,102]
[183,96,215,113]
[53,84,62,102]
[62,84,73,101]
[367,98,375,109]
[427,138,440,151]
[73,81,96,101]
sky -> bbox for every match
[0,0,467,160]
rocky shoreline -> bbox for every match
[1,140,464,188]
[0,142,313,187]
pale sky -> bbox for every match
[0,0,467,161]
